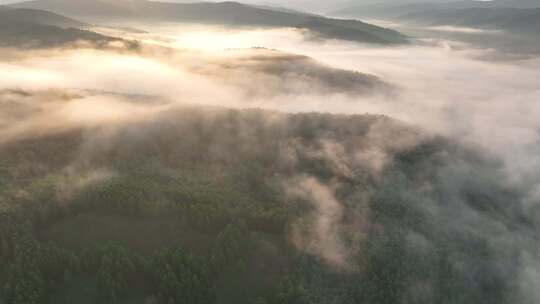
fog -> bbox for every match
[1,23,540,301]
[1,26,539,200]
[2,25,540,188]
[140,25,540,188]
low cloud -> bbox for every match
[0,24,539,299]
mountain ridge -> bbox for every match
[12,0,409,44]
[0,6,86,28]
[0,6,124,48]
[399,7,540,34]
[329,0,540,19]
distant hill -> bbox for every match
[0,24,119,48]
[399,7,540,34]
[0,6,85,28]
[203,48,393,97]
[251,3,315,16]
[329,0,540,19]
[12,0,409,44]
[0,6,120,48]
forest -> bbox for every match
[1,0,540,303]
[0,105,536,304]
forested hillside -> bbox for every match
[0,91,536,303]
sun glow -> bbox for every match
[132,25,306,51]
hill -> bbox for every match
[0,6,85,28]
[0,24,118,48]
[0,90,536,303]
[329,0,540,19]
[400,7,540,34]
[0,6,132,48]
[12,0,409,44]
[203,48,393,97]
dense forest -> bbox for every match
[1,0,539,302]
[1,101,537,304]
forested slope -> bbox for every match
[0,91,536,303]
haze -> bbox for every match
[1,0,539,303]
